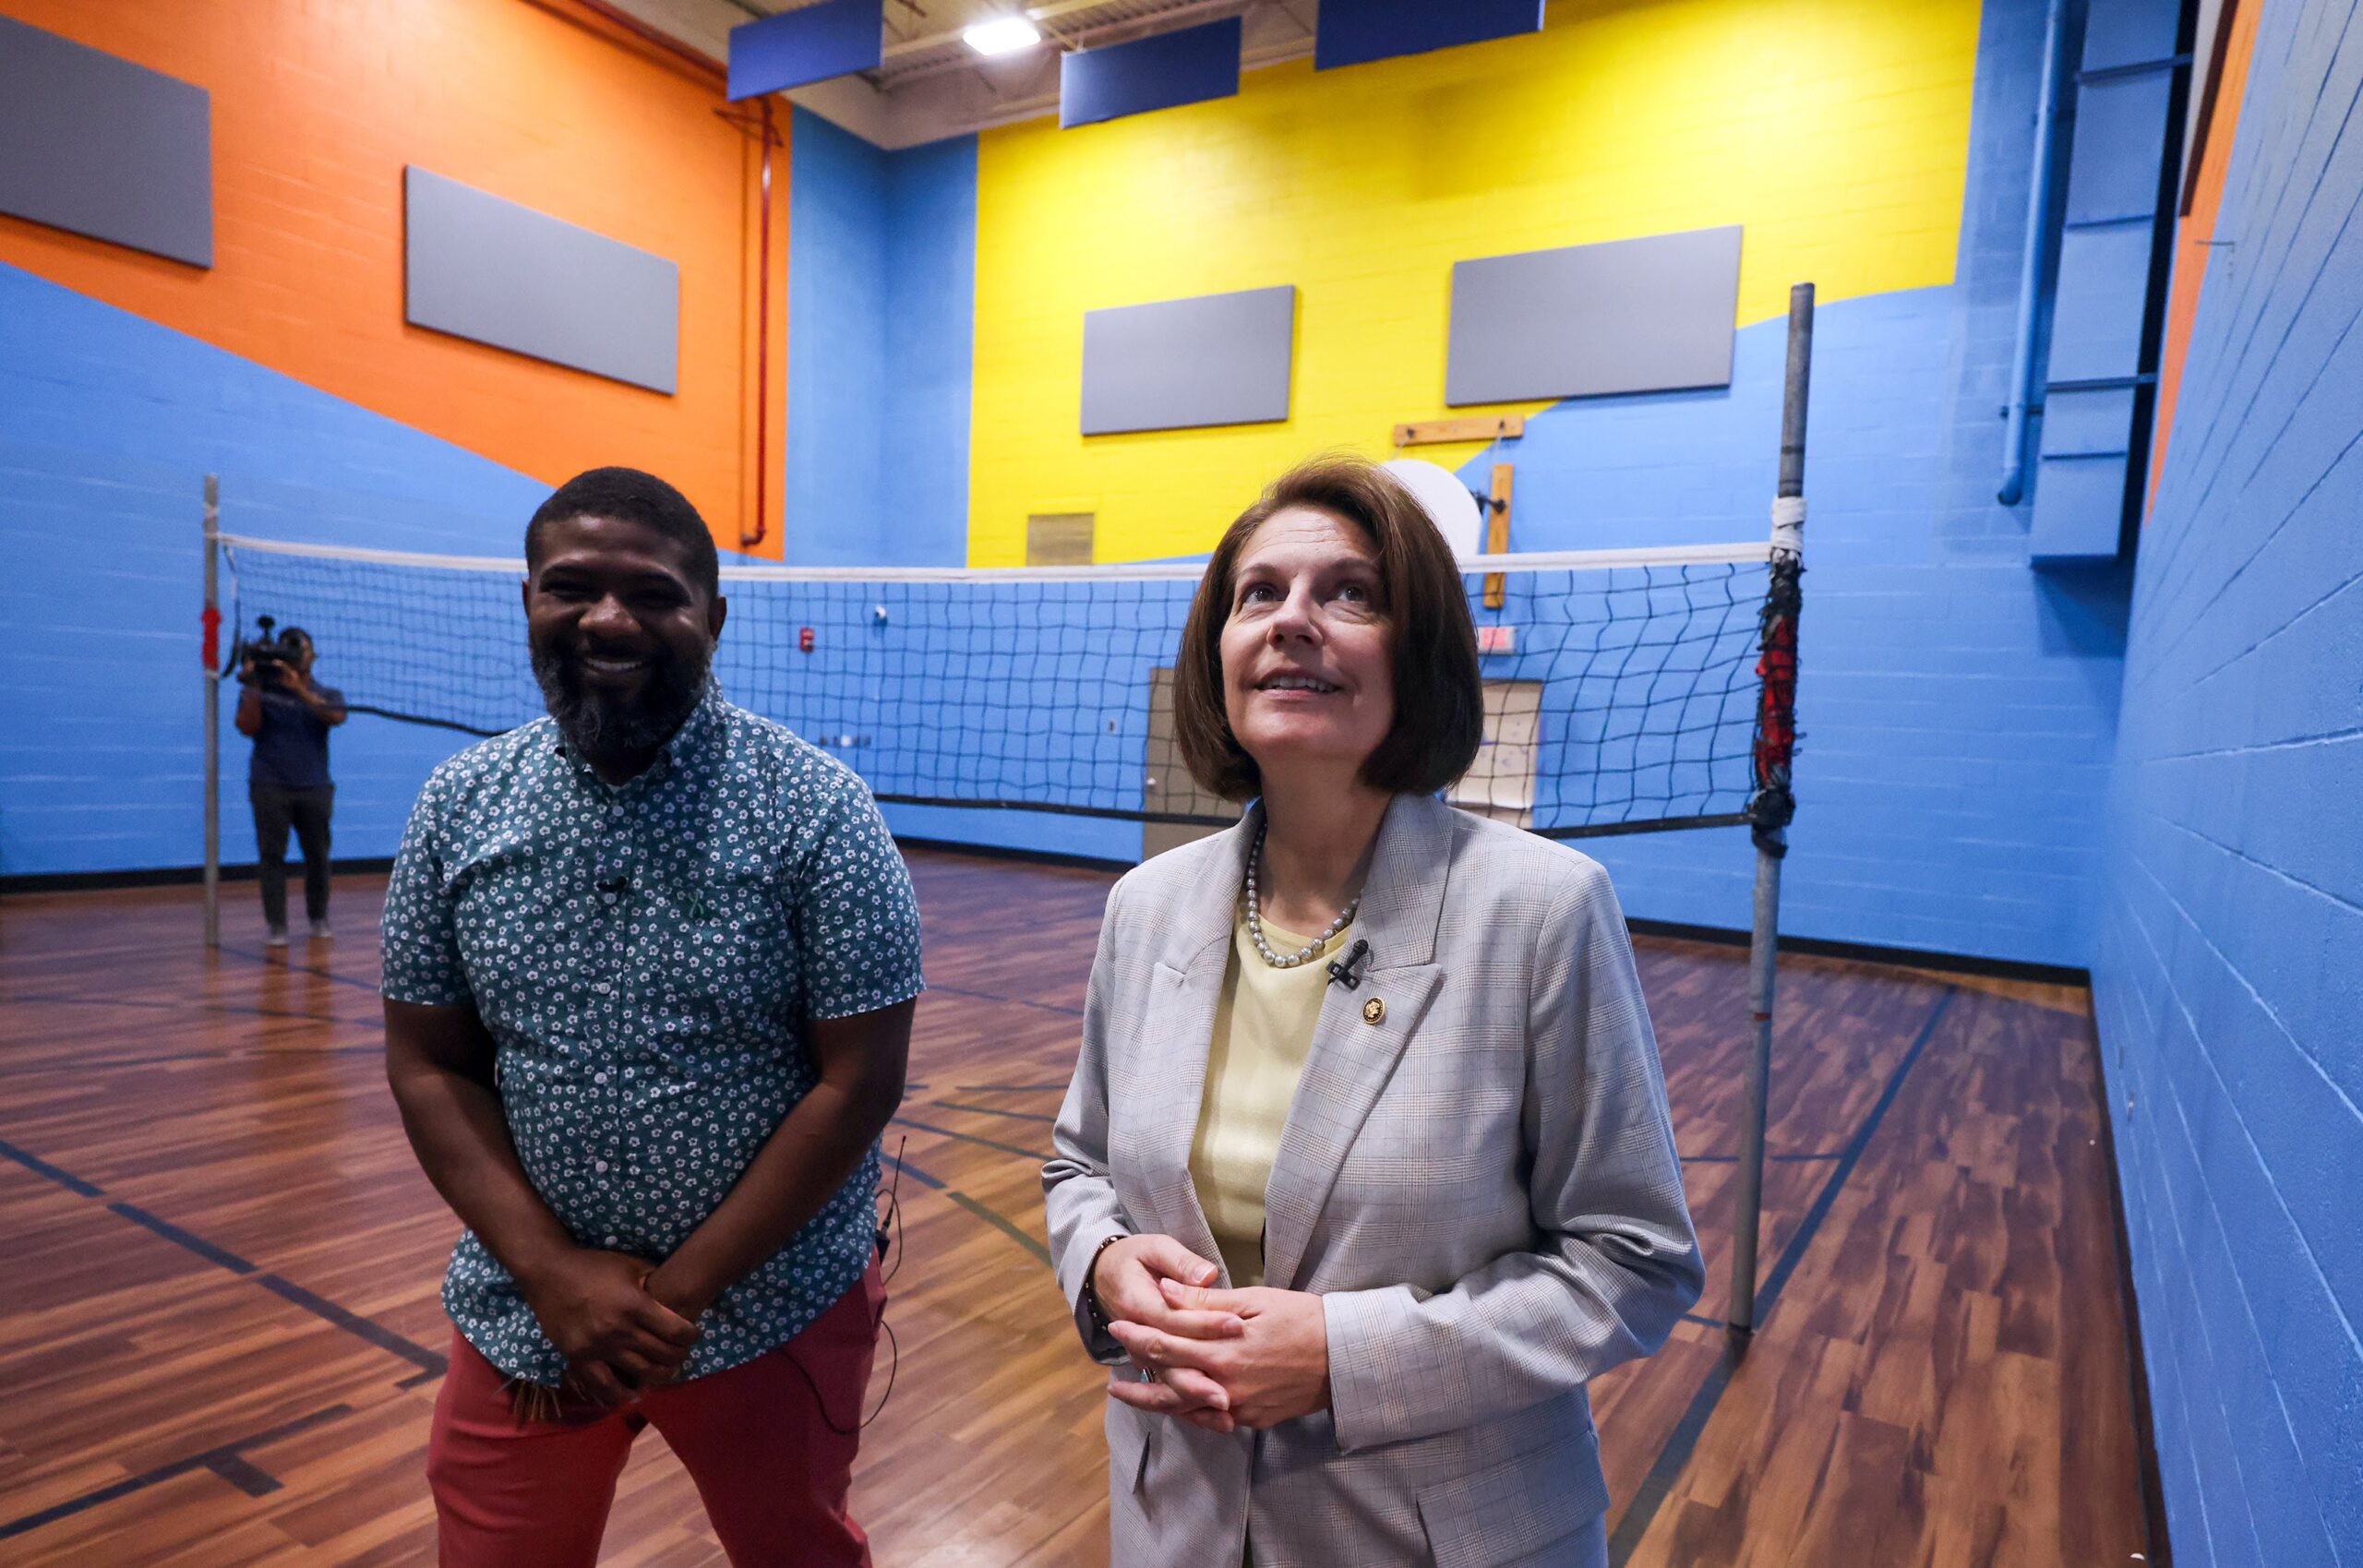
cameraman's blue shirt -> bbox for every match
[249,684,342,789]
[378,685,925,1386]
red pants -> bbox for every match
[427,1264,883,1568]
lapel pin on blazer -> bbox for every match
[1362,996,1385,1025]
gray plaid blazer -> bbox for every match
[1044,794,1703,1568]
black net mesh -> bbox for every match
[223,545,1773,840]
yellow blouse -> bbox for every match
[1188,906,1356,1288]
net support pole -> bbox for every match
[1730,282,1813,1334]
[202,474,222,949]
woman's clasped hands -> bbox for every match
[1092,1235,1331,1435]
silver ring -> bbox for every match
[1135,1365,1157,1382]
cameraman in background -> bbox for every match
[234,624,347,946]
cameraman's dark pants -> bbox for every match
[250,784,333,928]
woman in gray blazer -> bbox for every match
[1043,455,1705,1568]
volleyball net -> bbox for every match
[214,536,1793,842]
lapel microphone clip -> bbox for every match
[1326,939,1373,990]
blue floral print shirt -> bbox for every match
[380,686,924,1384]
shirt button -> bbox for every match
[594,1159,609,1173]
[592,981,611,995]
[603,1235,619,1247]
[594,1071,609,1084]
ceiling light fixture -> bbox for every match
[963,14,1041,55]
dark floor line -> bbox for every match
[0,1044,382,1077]
[930,1098,1060,1125]
[0,990,357,1027]
[943,1191,1052,1266]
[0,1402,352,1541]
[884,1150,1048,1271]
[257,1275,447,1382]
[205,1453,282,1498]
[1752,991,1958,1321]
[1607,987,1959,1566]
[6,1129,454,1393]
[921,982,1086,1018]
[110,1202,259,1275]
[890,1115,1047,1163]
[0,1134,105,1198]
[950,1083,1071,1094]
[1605,1335,1749,1563]
[215,946,387,997]
[882,1152,946,1191]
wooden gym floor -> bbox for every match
[0,851,2153,1566]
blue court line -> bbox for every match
[890,1115,1048,1163]
[0,990,359,1027]
[884,1148,1050,1274]
[0,1044,381,1076]
[257,1275,447,1382]
[944,1191,1052,1265]
[930,1098,1059,1125]
[1607,987,1959,1565]
[0,1403,353,1541]
[882,1151,946,1191]
[204,1454,282,1499]
[0,1135,104,1198]
[3,1133,449,1385]
[109,1202,259,1275]
[216,946,389,997]
[921,982,1086,1018]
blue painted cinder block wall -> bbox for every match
[784,108,973,570]
[786,108,1134,857]
[2092,0,2363,1560]
[0,260,549,880]
[8,0,2143,976]
[780,0,2141,946]
[1450,0,2130,966]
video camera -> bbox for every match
[235,616,305,686]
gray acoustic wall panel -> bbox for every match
[1081,285,1294,435]
[0,16,212,268]
[1446,225,1742,406]
[403,167,679,394]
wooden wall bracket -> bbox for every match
[1393,413,1525,448]
[1484,463,1513,607]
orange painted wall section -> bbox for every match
[0,0,786,557]
[2146,0,2259,517]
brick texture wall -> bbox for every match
[2093,0,2363,1560]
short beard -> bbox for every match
[532,640,712,759]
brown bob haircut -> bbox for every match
[1172,454,1483,803]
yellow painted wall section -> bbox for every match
[969,0,1982,566]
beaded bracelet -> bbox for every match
[1083,1231,1130,1335]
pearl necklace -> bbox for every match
[1243,823,1360,969]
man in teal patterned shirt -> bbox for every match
[383,468,923,1568]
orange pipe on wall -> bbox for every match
[535,0,727,87]
[749,98,775,550]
